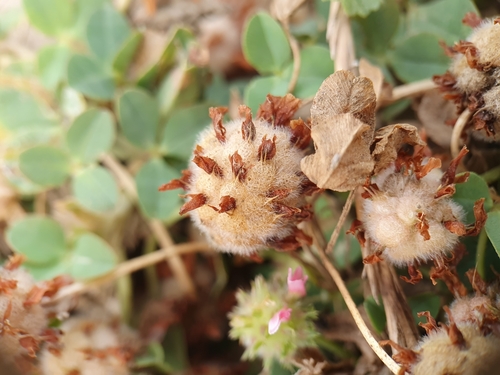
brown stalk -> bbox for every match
[100,154,196,298]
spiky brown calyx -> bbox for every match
[434,17,500,139]
[160,94,316,255]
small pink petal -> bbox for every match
[268,308,292,335]
[287,267,308,297]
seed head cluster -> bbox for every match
[388,274,500,375]
[435,16,500,139]
[160,94,318,255]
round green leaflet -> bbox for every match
[66,108,115,164]
[6,216,66,265]
[243,12,291,75]
[72,166,119,213]
[69,233,117,280]
[19,145,71,187]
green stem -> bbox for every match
[476,228,488,280]
[314,335,353,359]
[481,165,500,184]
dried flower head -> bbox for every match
[228,274,317,370]
[434,16,500,139]
[160,95,317,255]
[0,255,66,369]
[384,304,500,375]
[39,317,136,375]
[357,147,485,267]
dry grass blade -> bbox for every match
[101,154,196,297]
[45,242,212,305]
[326,190,355,254]
[317,246,402,374]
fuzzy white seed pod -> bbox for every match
[362,163,464,266]
[411,324,500,375]
[160,95,318,255]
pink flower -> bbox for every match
[287,267,308,297]
[268,308,292,335]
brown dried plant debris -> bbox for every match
[358,146,486,269]
[0,255,66,368]
[434,15,500,141]
[159,96,316,255]
[301,70,376,192]
[385,285,500,375]
[301,70,431,193]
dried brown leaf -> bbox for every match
[301,113,374,191]
[371,124,426,174]
[359,58,384,106]
[257,94,301,127]
[271,0,307,22]
[301,71,376,191]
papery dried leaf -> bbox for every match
[310,70,377,128]
[371,124,426,174]
[267,234,302,252]
[301,113,374,191]
[301,71,376,191]
[257,94,301,128]
[359,58,384,105]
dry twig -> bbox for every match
[101,154,196,297]
[45,242,211,305]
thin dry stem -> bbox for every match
[101,153,196,297]
[326,190,355,254]
[317,247,401,374]
[283,20,301,93]
[327,2,356,72]
[385,79,436,103]
[45,242,211,305]
[451,109,472,157]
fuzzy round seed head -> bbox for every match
[436,18,500,139]
[161,96,316,255]
[363,164,464,266]
[450,56,492,95]
[411,324,500,375]
[0,267,48,361]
